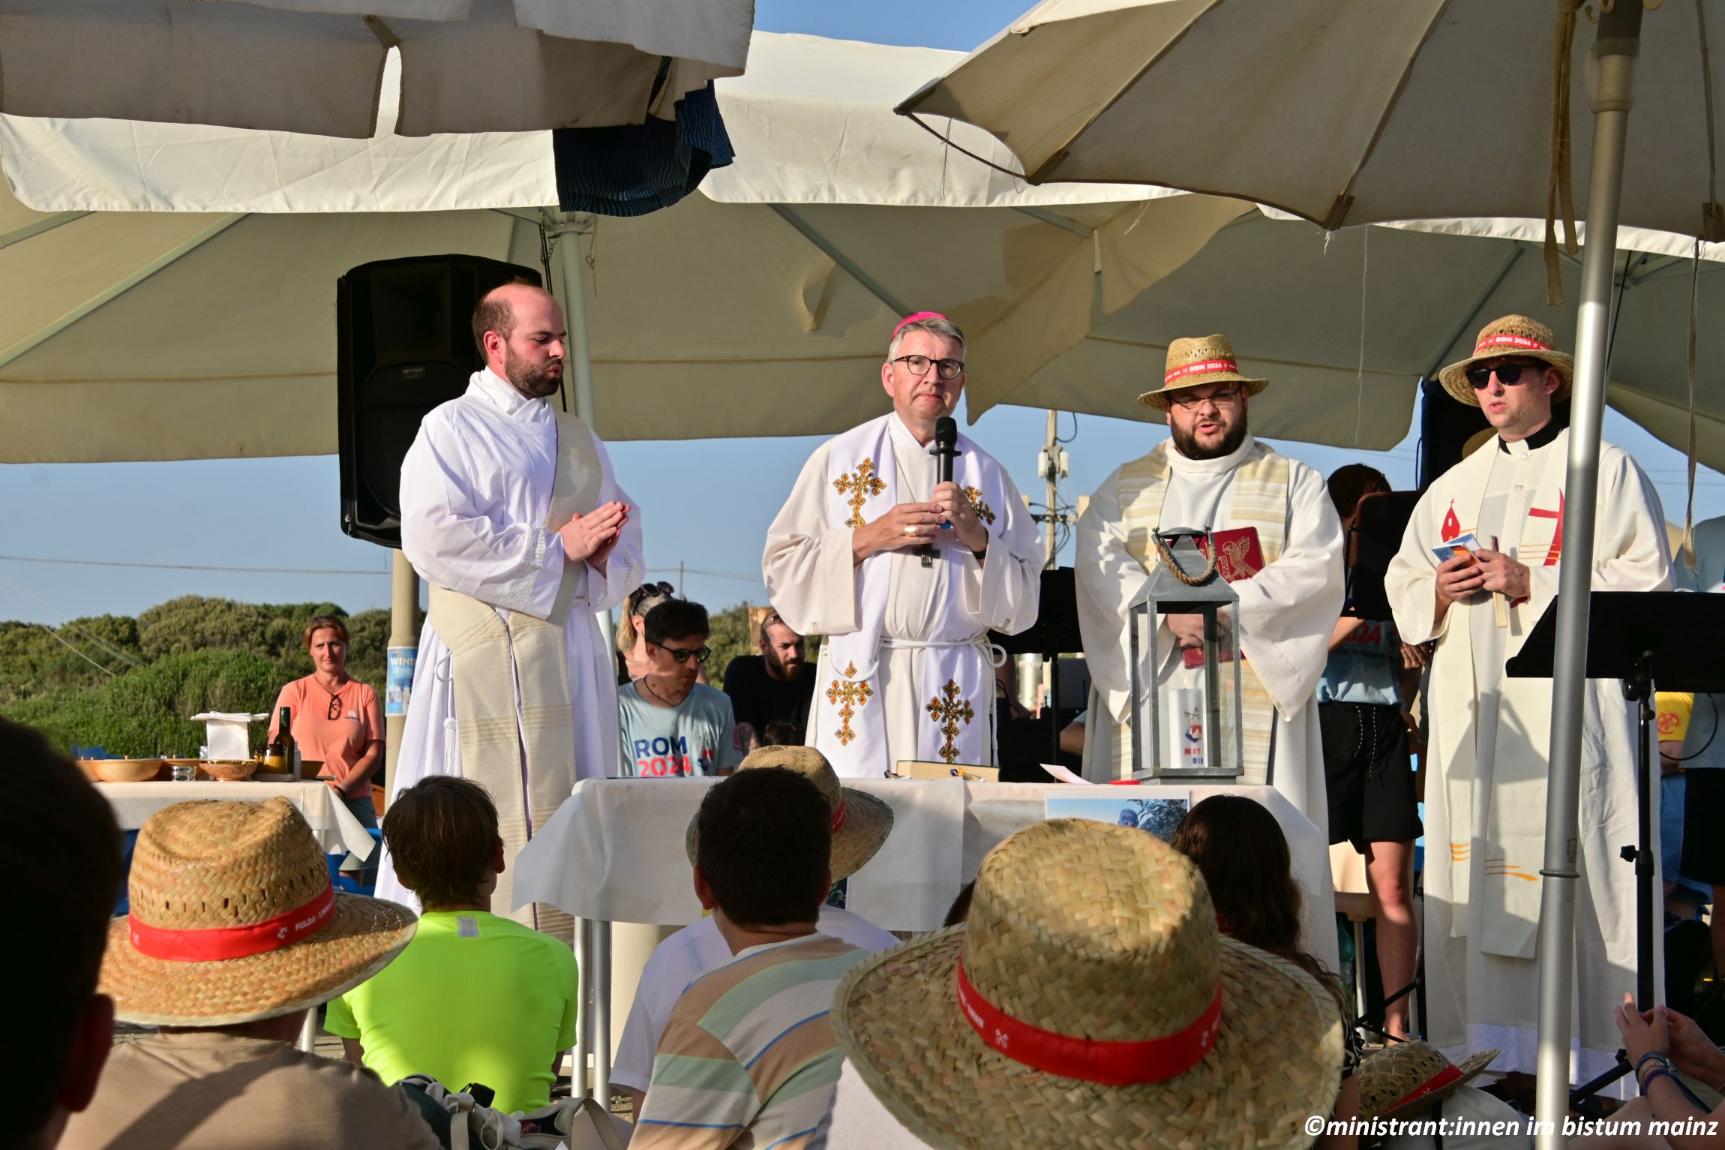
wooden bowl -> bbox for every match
[200,760,258,782]
[91,759,164,783]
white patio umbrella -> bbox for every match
[0,32,1247,463]
[0,0,752,137]
[902,1,1720,1133]
[972,210,1725,467]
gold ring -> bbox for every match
[904,525,916,537]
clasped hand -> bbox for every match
[1435,549,1529,605]
[855,483,987,562]
[558,501,629,567]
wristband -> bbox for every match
[1637,1051,1675,1080]
[1641,1067,1675,1097]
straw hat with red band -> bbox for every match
[684,746,892,882]
[101,798,416,1027]
[1138,333,1269,410]
[1357,1041,1499,1121]
[832,819,1345,1150]
[1438,314,1574,407]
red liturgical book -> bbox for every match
[1178,527,1262,669]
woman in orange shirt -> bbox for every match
[268,614,384,881]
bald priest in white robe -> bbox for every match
[1075,334,1345,835]
[762,312,1041,777]
[1386,314,1670,1084]
[378,283,644,939]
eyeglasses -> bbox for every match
[1465,359,1541,389]
[328,693,344,721]
[1168,387,1243,411]
[890,354,965,381]
[658,645,711,665]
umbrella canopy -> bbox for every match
[903,1,1715,1130]
[974,212,1725,466]
[0,32,1246,462]
[898,0,1724,241]
[0,0,751,137]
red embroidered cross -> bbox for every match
[1528,493,1564,566]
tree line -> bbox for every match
[0,594,758,758]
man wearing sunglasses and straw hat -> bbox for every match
[59,798,437,1150]
[1386,314,1670,1085]
[763,312,1041,777]
[1076,334,1345,830]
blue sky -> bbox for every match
[1,0,1720,628]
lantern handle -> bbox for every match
[1152,527,1220,588]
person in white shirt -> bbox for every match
[377,282,645,942]
[614,745,896,1114]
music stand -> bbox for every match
[1346,490,1419,620]
[1506,590,1725,1102]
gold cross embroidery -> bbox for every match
[962,486,996,526]
[925,680,975,764]
[825,661,873,746]
[833,459,887,529]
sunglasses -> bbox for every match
[632,580,675,605]
[658,644,711,665]
[1465,359,1542,389]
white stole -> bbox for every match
[426,406,601,941]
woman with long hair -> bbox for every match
[1172,794,1360,1148]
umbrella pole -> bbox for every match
[553,215,599,428]
[1533,7,1641,1144]
[550,215,619,658]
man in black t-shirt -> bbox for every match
[723,613,817,752]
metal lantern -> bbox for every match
[1126,528,1245,780]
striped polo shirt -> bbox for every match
[631,933,869,1149]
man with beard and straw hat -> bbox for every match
[1075,334,1345,834]
[827,818,1346,1150]
[1386,314,1669,1085]
[762,311,1042,777]
[380,281,645,943]
[59,798,437,1150]
[611,745,897,1115]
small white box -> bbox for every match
[190,712,270,761]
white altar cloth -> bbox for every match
[513,779,1336,969]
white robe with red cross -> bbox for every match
[1386,428,1670,1085]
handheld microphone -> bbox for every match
[921,417,960,567]
[933,416,957,486]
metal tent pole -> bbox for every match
[1533,5,1641,1143]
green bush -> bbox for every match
[7,649,287,757]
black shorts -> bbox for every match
[1682,770,1725,884]
[1320,701,1423,851]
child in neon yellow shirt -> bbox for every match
[325,778,576,1112]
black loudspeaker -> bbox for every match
[337,255,542,548]
[1417,376,1570,489]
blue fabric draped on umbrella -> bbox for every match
[553,77,733,217]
